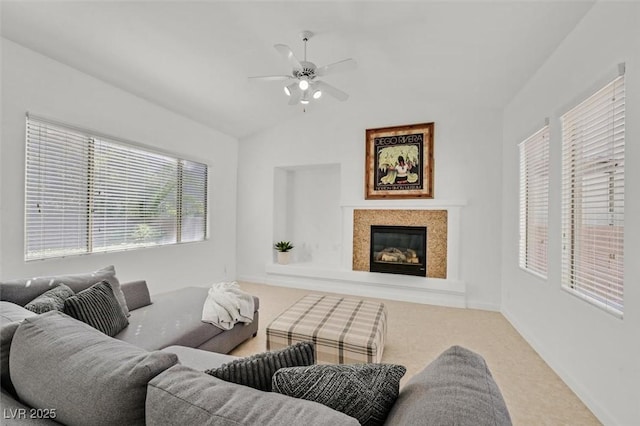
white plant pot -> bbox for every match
[277,251,291,265]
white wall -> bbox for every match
[237,99,503,309]
[0,39,239,294]
[501,3,640,425]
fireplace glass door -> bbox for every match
[370,225,427,277]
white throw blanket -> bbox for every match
[201,282,255,330]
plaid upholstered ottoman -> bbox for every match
[267,294,387,364]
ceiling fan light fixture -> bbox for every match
[251,30,355,106]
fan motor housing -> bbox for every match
[294,61,317,79]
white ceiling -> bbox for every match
[1,1,594,139]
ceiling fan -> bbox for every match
[249,31,357,106]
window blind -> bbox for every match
[561,75,625,317]
[25,115,208,261]
[519,125,549,278]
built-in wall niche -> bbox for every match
[272,164,342,266]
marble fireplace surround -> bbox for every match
[265,200,467,307]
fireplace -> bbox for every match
[370,225,427,277]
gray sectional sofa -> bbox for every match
[0,266,259,354]
[0,266,512,425]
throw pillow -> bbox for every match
[272,363,406,426]
[63,281,129,337]
[24,284,75,314]
[205,341,315,391]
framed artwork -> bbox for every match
[365,122,434,199]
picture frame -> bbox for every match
[365,122,434,199]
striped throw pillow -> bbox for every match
[205,341,315,391]
[63,281,129,337]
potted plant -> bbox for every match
[274,241,294,265]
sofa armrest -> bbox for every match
[120,280,152,311]
[384,346,512,426]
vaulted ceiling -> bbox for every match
[1,1,594,139]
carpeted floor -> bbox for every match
[231,281,601,426]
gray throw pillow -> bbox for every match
[24,284,75,314]
[272,363,406,426]
[205,341,315,391]
[64,281,129,337]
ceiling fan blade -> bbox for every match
[274,44,302,70]
[248,75,293,81]
[288,89,302,106]
[316,58,357,77]
[316,81,349,101]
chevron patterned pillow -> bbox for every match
[272,363,406,426]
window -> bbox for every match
[561,74,625,317]
[25,115,208,261]
[519,125,549,278]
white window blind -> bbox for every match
[25,115,208,261]
[519,125,549,278]
[561,74,625,317]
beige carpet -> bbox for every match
[231,282,600,426]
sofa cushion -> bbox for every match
[0,302,36,397]
[384,345,512,426]
[205,341,315,391]
[24,284,74,314]
[10,311,178,426]
[0,265,129,317]
[0,301,37,323]
[120,280,152,310]
[1,320,21,396]
[63,281,129,336]
[115,286,226,350]
[273,363,406,426]
[1,388,58,426]
[146,364,360,426]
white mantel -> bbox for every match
[265,199,468,308]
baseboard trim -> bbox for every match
[237,274,268,285]
[466,301,501,312]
